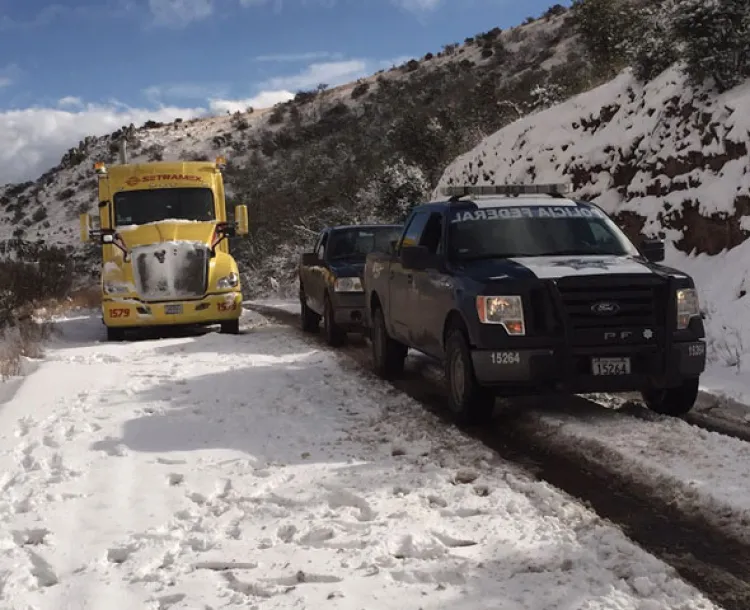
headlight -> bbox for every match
[476,295,525,335]
[676,288,700,329]
[217,272,239,289]
[103,281,131,295]
[334,277,363,292]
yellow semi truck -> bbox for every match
[80,151,249,341]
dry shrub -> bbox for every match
[36,285,100,317]
[0,318,51,380]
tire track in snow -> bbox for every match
[245,301,750,610]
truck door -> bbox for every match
[312,231,330,315]
[390,210,431,344]
[303,231,328,315]
[411,212,450,357]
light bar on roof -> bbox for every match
[440,183,572,197]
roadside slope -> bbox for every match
[0,310,721,609]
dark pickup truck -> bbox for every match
[364,183,706,424]
[299,223,402,345]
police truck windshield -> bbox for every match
[114,188,215,226]
[328,227,402,260]
[448,205,639,260]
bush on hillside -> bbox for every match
[672,0,750,92]
[571,0,641,73]
[0,242,73,329]
[629,7,679,80]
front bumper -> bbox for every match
[103,292,242,328]
[471,340,706,395]
[330,292,366,329]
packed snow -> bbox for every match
[0,309,723,609]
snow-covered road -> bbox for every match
[0,310,724,609]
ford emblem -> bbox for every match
[591,301,620,315]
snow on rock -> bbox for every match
[0,309,721,609]
[436,65,750,253]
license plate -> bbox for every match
[591,357,631,376]
[164,304,183,315]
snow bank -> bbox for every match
[0,310,721,609]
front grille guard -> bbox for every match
[539,274,673,378]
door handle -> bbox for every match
[389,271,395,279]
[406,273,413,283]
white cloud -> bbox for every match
[254,51,343,63]
[147,0,213,27]
[0,77,11,88]
[143,82,230,103]
[0,103,204,185]
[391,0,441,11]
[57,96,83,108]
[208,90,294,114]
[262,60,368,91]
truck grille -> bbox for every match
[132,242,209,301]
[554,276,663,330]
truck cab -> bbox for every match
[80,155,249,341]
[364,183,706,423]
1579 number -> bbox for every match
[109,308,130,318]
[490,351,521,365]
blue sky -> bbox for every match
[0,0,568,184]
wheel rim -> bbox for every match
[450,350,466,407]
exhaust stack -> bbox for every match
[119,139,128,164]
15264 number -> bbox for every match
[490,351,520,365]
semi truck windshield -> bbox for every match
[113,188,215,226]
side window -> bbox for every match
[419,212,443,254]
[398,211,430,252]
[316,233,328,259]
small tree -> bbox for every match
[672,0,750,92]
[627,1,679,81]
[571,0,641,71]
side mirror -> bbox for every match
[641,238,665,263]
[235,204,249,236]
[401,245,436,271]
[79,213,91,243]
[301,252,320,266]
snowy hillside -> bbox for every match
[436,65,750,377]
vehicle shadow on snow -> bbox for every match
[90,347,372,465]
[146,323,309,358]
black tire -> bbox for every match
[444,328,495,425]
[641,378,699,416]
[106,326,126,342]
[299,288,320,333]
[323,296,346,347]
[371,305,407,378]
[220,319,240,335]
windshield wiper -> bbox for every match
[457,253,532,261]
[532,249,618,257]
